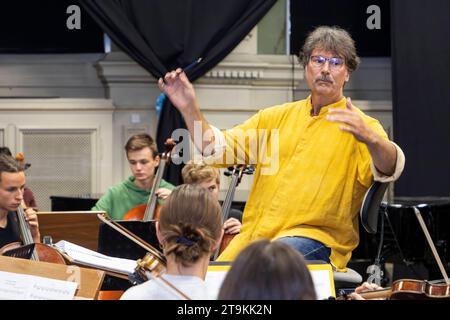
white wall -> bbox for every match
[0,99,114,210]
[0,27,393,204]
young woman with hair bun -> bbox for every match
[121,184,223,300]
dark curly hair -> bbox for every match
[299,26,361,74]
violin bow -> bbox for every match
[413,206,450,285]
[97,213,165,262]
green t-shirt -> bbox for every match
[92,176,175,220]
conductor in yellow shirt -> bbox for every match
[158,26,405,271]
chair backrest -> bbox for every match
[360,182,389,234]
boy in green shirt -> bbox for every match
[92,134,175,220]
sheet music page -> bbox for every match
[205,268,228,299]
[55,240,137,275]
[0,271,77,300]
[309,269,334,300]
[205,265,334,300]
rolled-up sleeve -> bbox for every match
[201,125,226,162]
[371,142,405,183]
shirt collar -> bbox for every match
[307,95,347,117]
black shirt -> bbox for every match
[0,211,21,249]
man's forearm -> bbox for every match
[181,102,215,154]
[366,135,397,176]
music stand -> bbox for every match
[97,220,161,291]
[3,243,35,260]
[97,220,161,260]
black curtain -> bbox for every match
[290,0,391,57]
[392,0,450,197]
[79,0,277,185]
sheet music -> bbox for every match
[55,240,137,275]
[0,271,77,300]
[310,269,334,300]
[205,265,334,300]
[205,269,228,299]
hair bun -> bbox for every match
[180,225,203,243]
[15,153,25,161]
[176,236,196,247]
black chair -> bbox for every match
[333,182,389,289]
[360,182,389,235]
[359,182,389,286]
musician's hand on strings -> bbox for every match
[349,282,384,300]
[23,206,40,243]
[155,188,172,200]
[223,218,242,235]
[327,97,378,144]
[158,69,196,113]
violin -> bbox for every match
[212,165,254,260]
[387,279,450,300]
[340,204,450,301]
[338,279,450,300]
[97,213,191,300]
[0,206,66,264]
[123,139,176,221]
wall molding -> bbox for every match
[98,52,303,88]
[0,54,106,98]
[0,98,114,111]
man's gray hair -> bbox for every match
[299,26,361,73]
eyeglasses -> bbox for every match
[309,55,345,70]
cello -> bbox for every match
[123,139,176,221]
[0,206,66,264]
[212,165,254,260]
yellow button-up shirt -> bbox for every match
[216,96,389,271]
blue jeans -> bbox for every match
[276,236,331,263]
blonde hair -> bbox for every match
[182,160,220,185]
[159,184,222,267]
